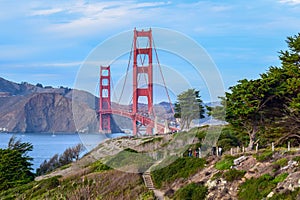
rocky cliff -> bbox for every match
[0,77,99,133]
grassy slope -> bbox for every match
[1,128,300,200]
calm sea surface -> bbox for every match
[0,132,127,172]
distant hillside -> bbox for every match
[0,77,101,133]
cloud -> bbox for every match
[279,0,300,5]
[30,8,63,16]
[0,61,82,70]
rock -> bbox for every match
[267,191,274,198]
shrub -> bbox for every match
[90,160,111,172]
[215,155,236,170]
[217,127,240,151]
[105,148,154,173]
[273,158,288,168]
[151,157,206,188]
[292,156,300,162]
[223,169,246,182]
[255,150,273,162]
[139,190,155,200]
[211,172,223,180]
[238,174,276,200]
[37,143,85,175]
[173,183,207,200]
[272,173,288,184]
[269,187,300,200]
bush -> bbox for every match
[151,157,206,188]
[173,183,207,200]
[255,150,273,162]
[272,173,288,184]
[37,143,85,175]
[269,187,300,200]
[223,169,246,182]
[105,148,154,173]
[292,156,300,162]
[90,160,111,172]
[238,174,276,200]
[217,127,240,151]
[273,158,288,168]
[215,155,236,170]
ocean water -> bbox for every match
[0,132,127,172]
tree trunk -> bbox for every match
[247,131,256,151]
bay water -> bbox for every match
[0,132,127,172]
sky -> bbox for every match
[1,0,300,102]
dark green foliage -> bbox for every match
[238,174,275,200]
[173,182,208,200]
[151,157,206,188]
[255,150,273,162]
[37,143,85,175]
[224,33,300,148]
[269,187,300,200]
[271,173,288,184]
[105,148,154,173]
[238,173,288,200]
[211,172,223,180]
[273,158,288,168]
[217,126,241,151]
[293,156,300,162]
[123,148,138,153]
[90,160,111,172]
[223,169,246,182]
[215,155,236,170]
[0,136,34,192]
[139,190,155,200]
[174,89,205,130]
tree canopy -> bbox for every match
[224,33,300,149]
[174,89,205,130]
[0,136,34,191]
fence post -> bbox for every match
[230,148,233,155]
[272,142,274,152]
[256,143,259,152]
[288,142,290,151]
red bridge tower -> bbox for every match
[99,65,112,133]
[132,28,154,135]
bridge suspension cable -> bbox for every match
[153,38,175,116]
[118,39,134,105]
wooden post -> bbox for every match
[272,142,274,152]
[256,143,259,152]
[288,142,290,151]
[237,146,240,153]
[242,146,245,153]
[231,148,233,155]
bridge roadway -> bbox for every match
[100,108,178,133]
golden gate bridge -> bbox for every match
[98,28,179,135]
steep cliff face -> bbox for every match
[24,93,76,132]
